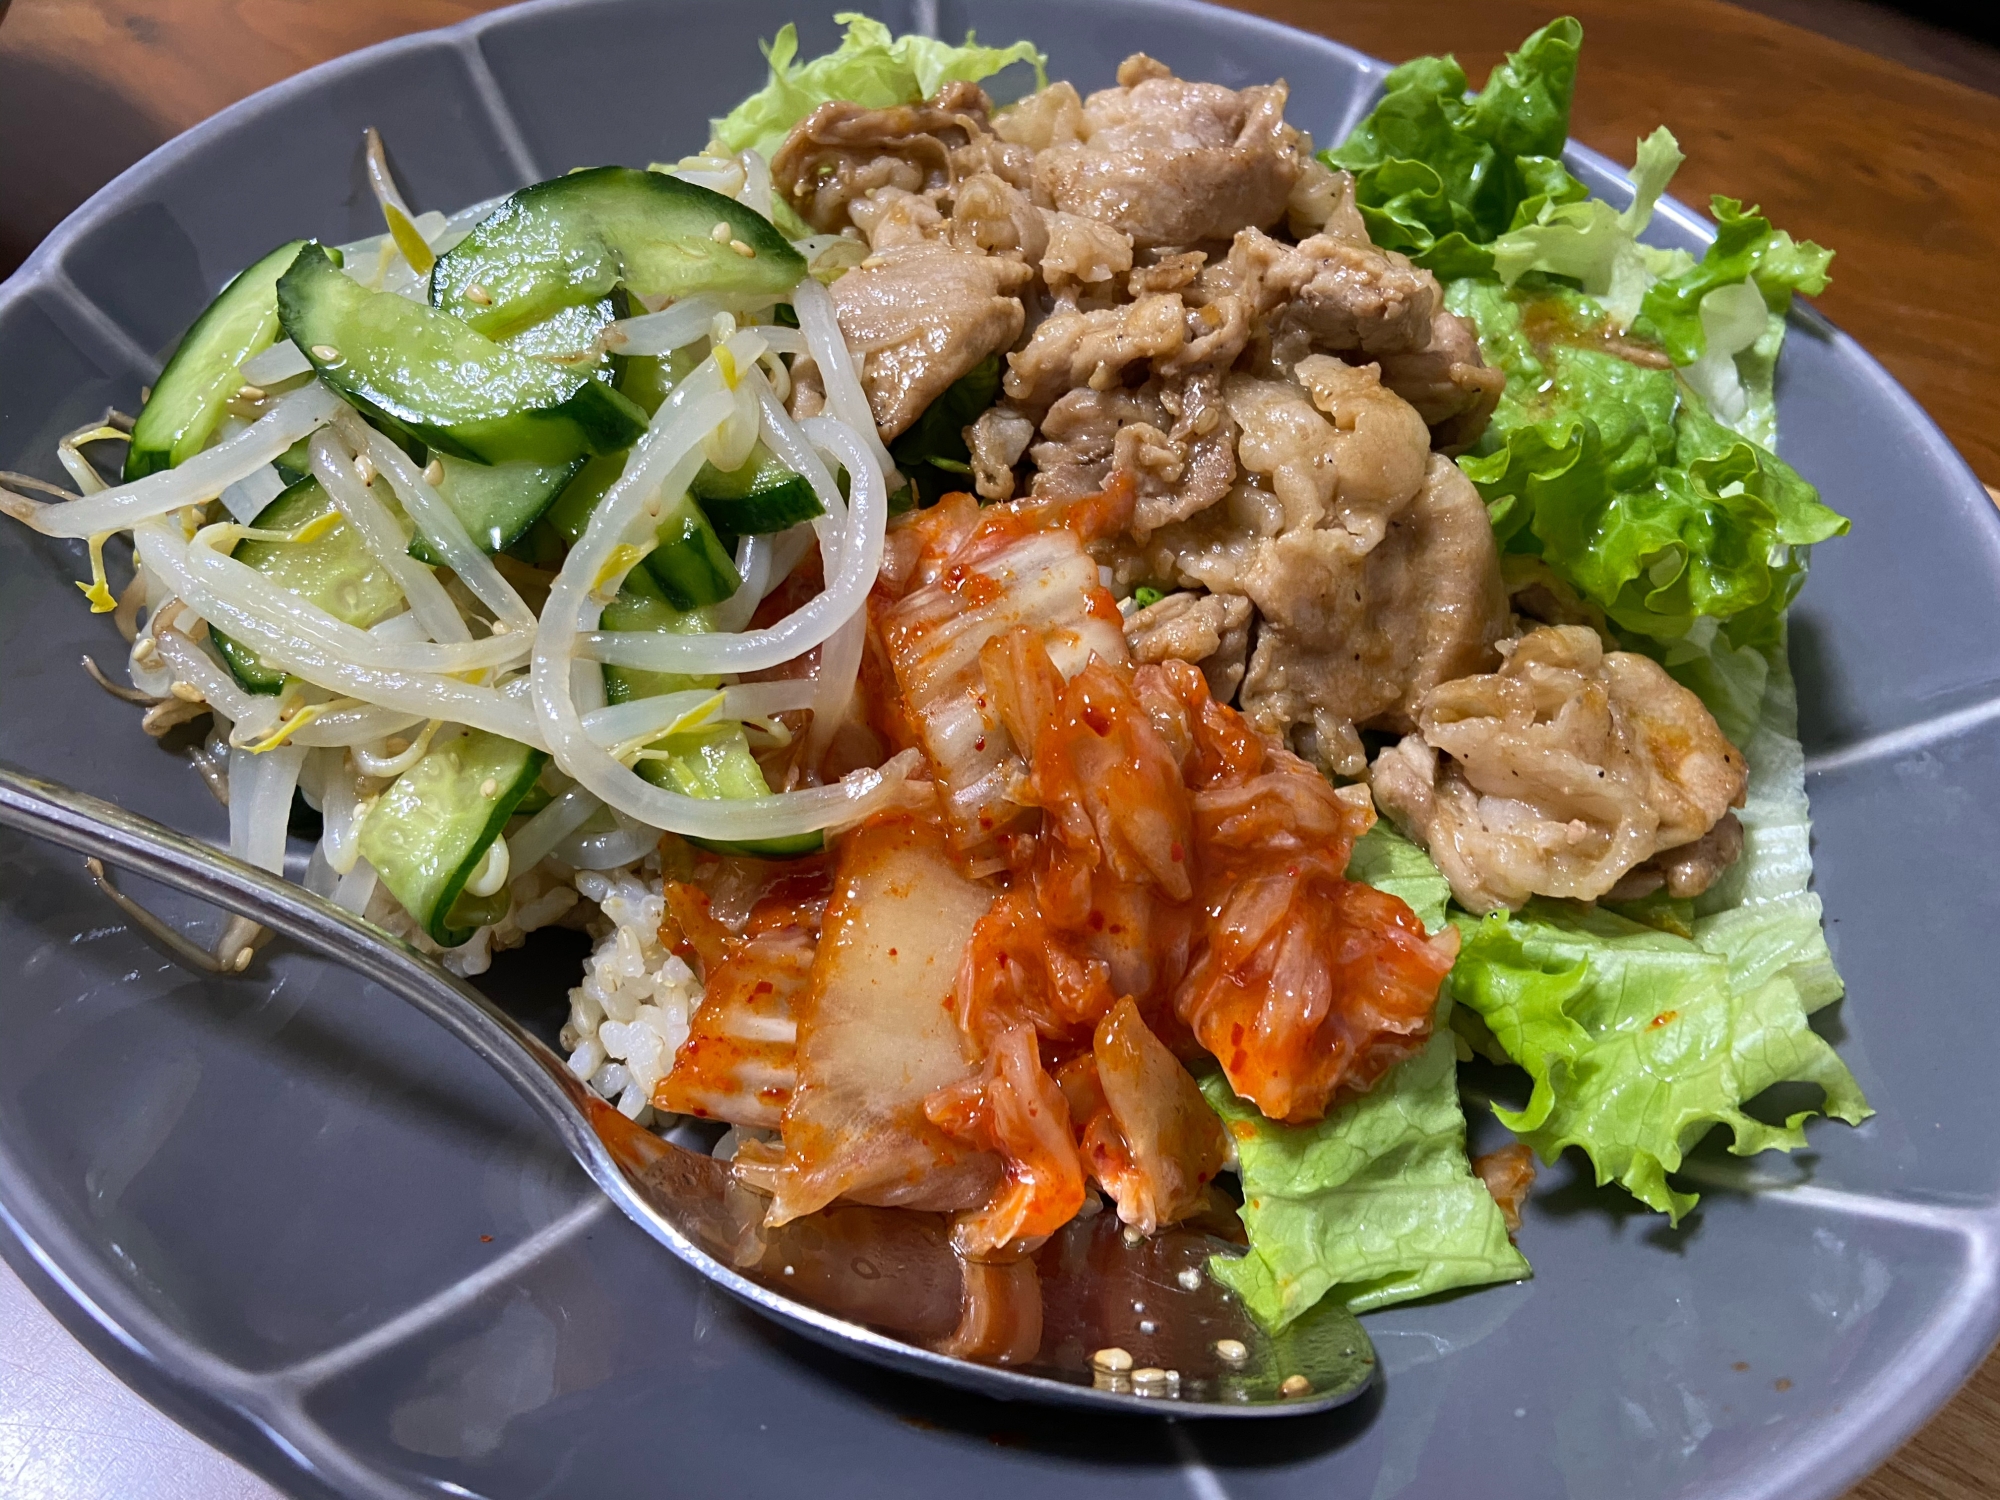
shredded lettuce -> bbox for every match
[1203,827,1528,1329]
[1447,640,1866,1224]
[1324,18,1584,277]
[711,14,1046,166]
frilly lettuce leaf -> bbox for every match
[1635,197,1834,363]
[1628,197,1833,448]
[1490,126,1692,328]
[1447,640,1865,1224]
[712,13,1046,165]
[1451,280,1848,648]
[1203,827,1527,1330]
[1324,18,1584,275]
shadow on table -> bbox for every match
[0,41,168,276]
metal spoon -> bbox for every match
[0,763,1376,1415]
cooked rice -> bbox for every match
[559,867,700,1125]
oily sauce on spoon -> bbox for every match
[586,1089,1375,1408]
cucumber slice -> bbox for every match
[541,343,704,542]
[685,830,826,859]
[500,296,619,365]
[649,487,741,609]
[548,456,739,610]
[126,239,313,481]
[430,167,804,339]
[617,340,704,421]
[641,727,823,860]
[545,450,626,548]
[597,572,821,860]
[407,454,583,563]
[277,243,647,466]
[692,441,825,534]
[598,565,720,705]
[211,476,405,694]
[357,728,547,947]
[273,437,313,483]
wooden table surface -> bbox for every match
[0,1,1996,1496]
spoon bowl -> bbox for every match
[0,762,1375,1416]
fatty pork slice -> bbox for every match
[877,490,1132,860]
[831,240,1032,441]
[1032,55,1306,249]
[766,813,1002,1226]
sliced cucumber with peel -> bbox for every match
[212,476,405,694]
[692,441,825,535]
[547,452,741,610]
[126,239,317,481]
[595,573,819,859]
[648,488,741,609]
[598,565,720,706]
[408,454,583,563]
[429,167,804,339]
[277,243,646,466]
[357,728,547,947]
[644,723,822,859]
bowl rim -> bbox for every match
[1,4,1995,1499]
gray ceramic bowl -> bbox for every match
[3,2,1998,1496]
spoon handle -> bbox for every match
[0,761,691,1244]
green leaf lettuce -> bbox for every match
[1451,280,1848,648]
[1634,197,1834,447]
[1324,18,1585,276]
[1490,126,1692,328]
[712,14,1045,166]
[1446,640,1866,1224]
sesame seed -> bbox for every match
[1214,1339,1248,1364]
[237,383,267,402]
[1280,1374,1311,1397]
[422,458,445,485]
[466,283,494,306]
[309,344,342,363]
[353,452,376,486]
[479,777,498,798]
[728,239,756,258]
[711,221,733,243]
[1131,1368,1178,1396]
[1090,1346,1133,1374]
